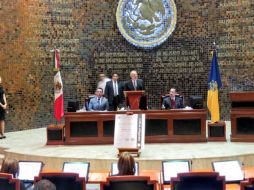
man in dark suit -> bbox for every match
[124,70,146,109]
[124,70,144,91]
[104,73,124,111]
[162,88,184,109]
[88,88,109,111]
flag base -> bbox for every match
[207,121,226,142]
[46,124,65,145]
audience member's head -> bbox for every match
[95,87,103,97]
[117,152,135,175]
[34,179,56,190]
[0,158,19,177]
[130,70,138,80]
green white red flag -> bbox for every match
[53,49,64,122]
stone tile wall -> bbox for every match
[0,0,253,130]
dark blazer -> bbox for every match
[104,80,124,104]
[124,79,144,91]
[162,96,184,109]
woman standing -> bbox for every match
[0,76,7,139]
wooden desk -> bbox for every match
[230,92,254,142]
[88,170,109,182]
[243,166,254,179]
[139,170,161,182]
[64,109,207,145]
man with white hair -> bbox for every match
[124,70,144,91]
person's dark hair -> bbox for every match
[0,158,19,177]
[117,152,135,175]
[111,73,118,77]
[34,179,56,190]
[96,87,103,93]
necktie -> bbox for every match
[114,81,118,96]
[97,98,101,110]
[171,99,176,109]
[133,80,137,90]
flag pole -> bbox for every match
[52,48,64,124]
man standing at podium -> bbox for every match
[124,70,146,109]
[162,88,184,109]
[124,70,144,91]
[104,73,124,111]
[88,88,109,111]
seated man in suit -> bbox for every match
[104,73,124,111]
[162,88,184,109]
[88,88,109,111]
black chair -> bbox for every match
[34,172,85,190]
[171,172,225,190]
[101,176,157,190]
[189,96,203,109]
[0,173,20,190]
[241,178,254,190]
[67,101,79,112]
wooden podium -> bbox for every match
[124,90,145,110]
[230,92,254,142]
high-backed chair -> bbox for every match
[241,178,254,190]
[171,172,225,190]
[160,94,184,109]
[34,172,86,190]
[101,176,157,190]
[0,173,20,190]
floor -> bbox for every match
[1,121,254,171]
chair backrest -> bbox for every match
[171,172,225,190]
[34,172,86,190]
[241,178,254,190]
[101,176,157,190]
[160,94,184,109]
[0,173,20,190]
[67,101,80,112]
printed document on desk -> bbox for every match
[114,114,145,149]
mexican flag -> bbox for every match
[54,49,64,122]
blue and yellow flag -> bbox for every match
[207,49,222,123]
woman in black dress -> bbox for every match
[0,76,7,139]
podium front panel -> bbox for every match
[236,117,254,134]
[173,119,201,135]
[145,119,168,136]
[103,120,115,137]
[70,121,98,137]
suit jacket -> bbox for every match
[88,96,109,111]
[124,79,144,91]
[104,80,124,104]
[162,96,184,109]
